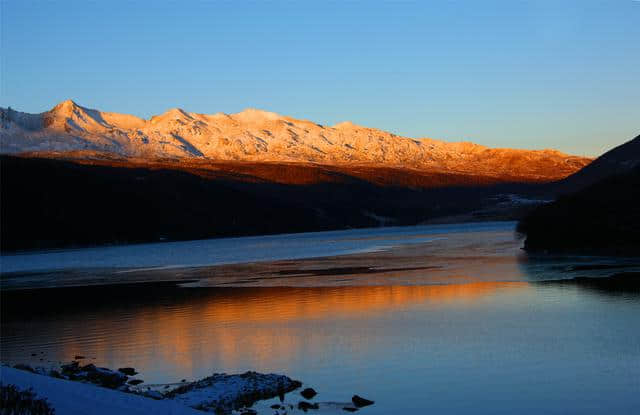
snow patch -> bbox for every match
[167,371,301,413]
[0,366,203,415]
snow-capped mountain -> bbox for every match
[0,100,591,181]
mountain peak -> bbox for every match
[232,108,284,123]
[333,121,359,129]
[149,108,193,124]
[50,99,80,115]
[59,99,77,106]
[163,108,191,118]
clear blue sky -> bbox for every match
[1,0,638,156]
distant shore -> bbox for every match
[2,223,639,292]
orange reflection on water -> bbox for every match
[51,282,532,379]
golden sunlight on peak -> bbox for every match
[231,108,284,122]
[332,120,359,129]
[50,99,79,113]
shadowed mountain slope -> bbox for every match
[554,134,640,193]
[518,134,640,254]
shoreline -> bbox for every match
[0,219,517,257]
[2,235,639,292]
[0,222,519,289]
[1,362,373,415]
[0,221,517,274]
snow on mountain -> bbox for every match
[0,100,591,181]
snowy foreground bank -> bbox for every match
[1,364,374,414]
[1,366,202,415]
[0,365,308,415]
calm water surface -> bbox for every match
[2,222,639,414]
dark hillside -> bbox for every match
[518,166,640,255]
[554,134,640,193]
[1,156,545,251]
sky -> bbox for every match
[1,0,638,157]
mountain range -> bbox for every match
[0,100,590,184]
[0,100,606,251]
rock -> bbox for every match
[60,361,79,374]
[180,379,187,383]
[297,401,319,411]
[80,364,99,377]
[270,404,282,409]
[74,355,85,360]
[167,371,302,414]
[118,367,137,376]
[77,364,128,388]
[351,395,374,408]
[128,379,144,386]
[240,410,257,415]
[300,387,317,400]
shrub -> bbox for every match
[0,384,55,415]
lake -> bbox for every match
[1,222,639,414]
